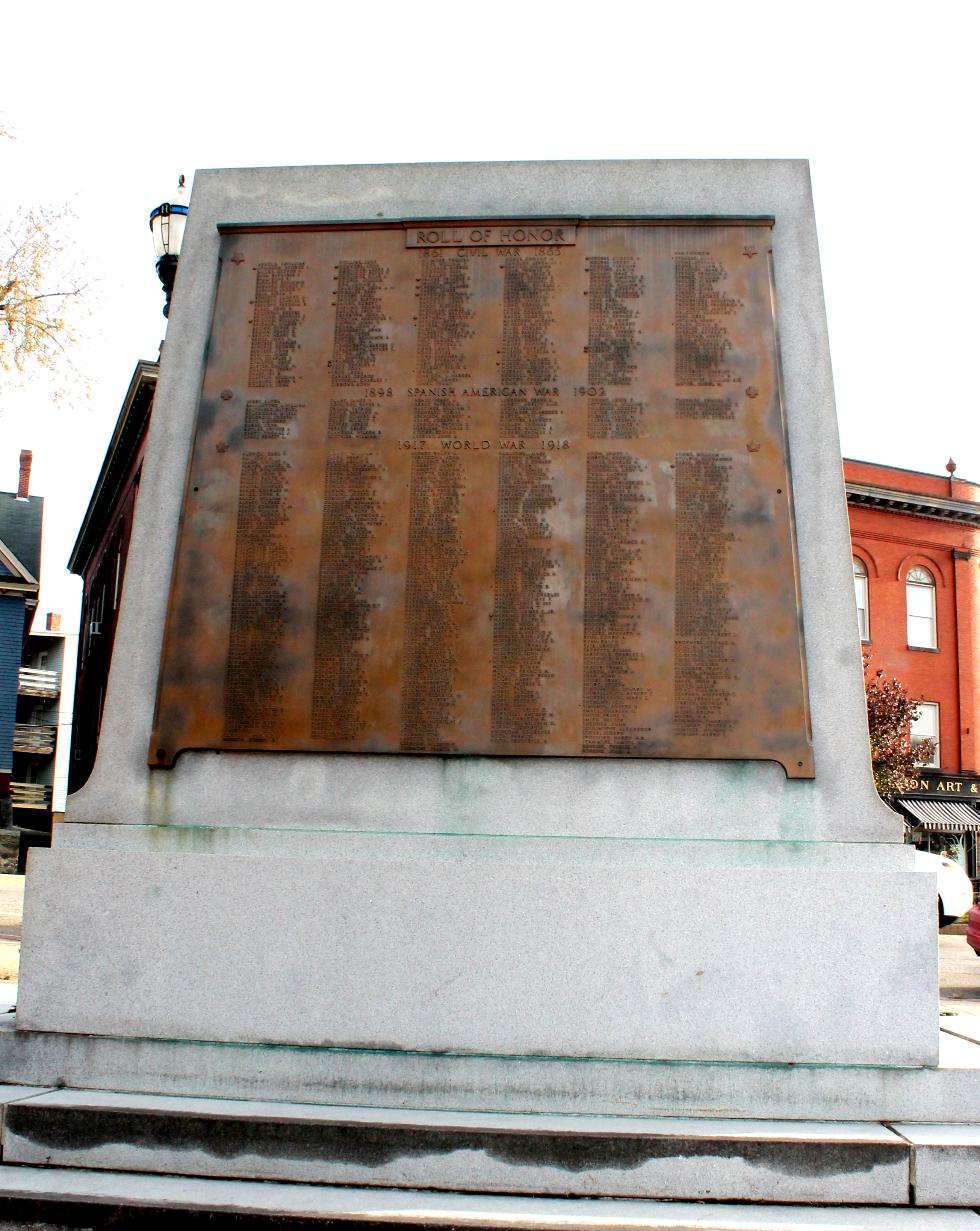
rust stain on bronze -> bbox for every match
[150,219,814,778]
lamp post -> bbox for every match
[149,175,189,318]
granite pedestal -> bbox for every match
[0,163,952,1210]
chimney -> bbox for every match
[45,613,61,632]
[17,450,32,499]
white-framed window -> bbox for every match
[853,557,869,641]
[906,565,937,649]
[911,701,940,767]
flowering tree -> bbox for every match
[863,654,935,797]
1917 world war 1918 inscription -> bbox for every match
[151,219,814,777]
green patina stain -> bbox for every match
[437,757,504,829]
[143,769,225,851]
[141,821,224,854]
[143,766,175,827]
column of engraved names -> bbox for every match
[244,399,302,440]
[223,451,290,742]
[311,454,384,743]
[328,398,381,440]
[399,453,466,752]
[500,252,559,436]
[413,250,472,436]
[674,452,737,738]
[673,253,742,391]
[582,452,651,754]
[490,454,558,745]
[330,260,389,387]
[248,262,305,388]
[586,256,646,439]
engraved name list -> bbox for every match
[151,219,813,777]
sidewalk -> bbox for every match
[0,874,23,986]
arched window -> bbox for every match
[906,565,936,649]
[853,557,869,641]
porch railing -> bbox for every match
[17,668,60,698]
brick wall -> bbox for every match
[846,461,980,775]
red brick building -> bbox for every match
[845,458,980,885]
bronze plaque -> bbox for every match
[151,219,814,778]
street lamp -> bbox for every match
[149,175,189,318]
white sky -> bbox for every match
[2,0,978,627]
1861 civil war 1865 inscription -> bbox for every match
[150,219,814,777]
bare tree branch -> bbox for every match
[0,127,93,399]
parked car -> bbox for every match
[914,850,975,927]
[967,904,980,956]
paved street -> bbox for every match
[940,931,980,1017]
[0,874,22,983]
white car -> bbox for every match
[914,850,975,927]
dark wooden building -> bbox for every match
[68,361,157,792]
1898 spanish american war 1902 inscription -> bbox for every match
[150,218,814,777]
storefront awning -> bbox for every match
[898,798,980,833]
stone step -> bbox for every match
[2,1016,980,1123]
[0,1165,978,1229]
[2,1087,978,1207]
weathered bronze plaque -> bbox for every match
[151,219,814,777]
